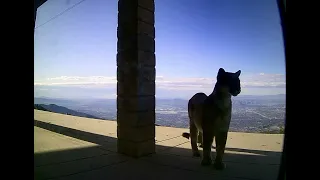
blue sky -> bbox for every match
[34,0,286,99]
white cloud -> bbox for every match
[34,73,286,91]
[34,76,117,86]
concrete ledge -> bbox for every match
[34,110,284,153]
[34,119,117,152]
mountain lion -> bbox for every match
[182,68,241,170]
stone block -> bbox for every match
[117,96,155,112]
[117,110,155,127]
[116,50,155,67]
[117,80,155,97]
[138,0,155,12]
[117,20,155,39]
[117,66,155,83]
[117,139,155,157]
[117,124,155,142]
[117,34,155,52]
[137,6,154,25]
[138,19,155,38]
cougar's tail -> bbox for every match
[182,98,193,140]
[182,132,190,139]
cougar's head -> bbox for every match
[216,68,241,96]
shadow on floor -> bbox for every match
[34,120,282,180]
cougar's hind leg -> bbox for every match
[201,130,214,166]
[214,131,228,170]
[190,120,200,157]
[198,131,203,147]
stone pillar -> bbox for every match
[116,0,156,157]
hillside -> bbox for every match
[34,104,49,111]
[34,104,102,120]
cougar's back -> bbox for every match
[188,92,208,131]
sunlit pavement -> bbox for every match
[34,110,284,180]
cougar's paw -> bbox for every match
[198,143,203,148]
[213,161,226,170]
[201,158,212,166]
[192,151,201,157]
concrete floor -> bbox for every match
[34,110,284,180]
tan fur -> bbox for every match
[182,68,241,170]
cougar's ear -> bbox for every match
[218,68,225,76]
[235,70,241,77]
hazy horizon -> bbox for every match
[34,93,286,101]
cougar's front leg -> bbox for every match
[214,131,228,170]
[201,130,214,166]
[214,109,231,170]
[190,120,200,157]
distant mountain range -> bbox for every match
[34,104,50,112]
[34,104,101,120]
[34,96,285,134]
[34,103,161,126]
